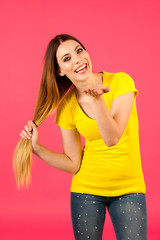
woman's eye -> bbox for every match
[64,57,70,62]
[77,48,83,53]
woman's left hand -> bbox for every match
[82,86,111,98]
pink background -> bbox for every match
[0,0,160,239]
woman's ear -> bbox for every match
[57,68,65,76]
[59,72,65,76]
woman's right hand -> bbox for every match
[20,120,39,153]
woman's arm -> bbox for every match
[83,87,135,147]
[20,121,82,174]
[34,128,82,174]
[91,92,135,147]
[33,127,82,174]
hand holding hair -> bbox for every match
[19,120,39,154]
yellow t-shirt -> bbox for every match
[54,71,146,197]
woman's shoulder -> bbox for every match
[103,70,131,80]
[102,70,135,86]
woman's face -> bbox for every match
[56,40,92,84]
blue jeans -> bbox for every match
[70,192,147,240]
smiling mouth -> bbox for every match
[75,63,87,73]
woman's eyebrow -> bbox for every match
[61,45,81,60]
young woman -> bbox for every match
[13,34,147,240]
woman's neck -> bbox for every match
[75,71,103,98]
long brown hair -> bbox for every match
[13,34,86,190]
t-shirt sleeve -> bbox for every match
[54,98,76,130]
[111,72,139,101]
